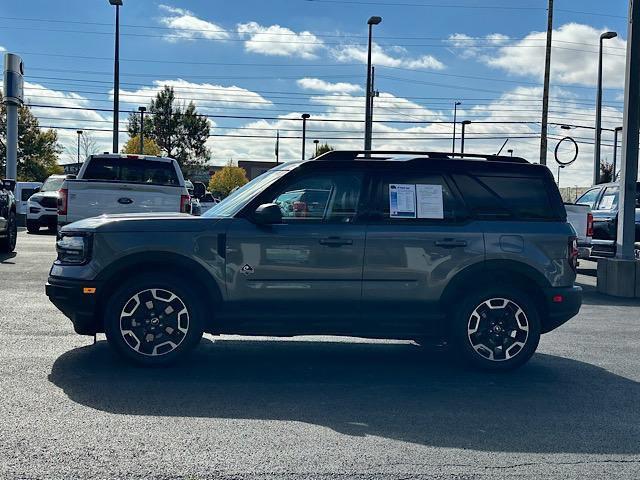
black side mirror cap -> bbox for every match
[254,203,282,225]
[2,179,15,192]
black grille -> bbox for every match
[40,197,58,209]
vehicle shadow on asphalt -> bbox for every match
[0,252,17,264]
[48,339,639,455]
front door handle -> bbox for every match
[319,237,353,247]
[435,239,468,248]
[118,197,133,205]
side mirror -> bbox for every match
[34,186,41,193]
[254,203,282,225]
[193,182,206,199]
[2,179,15,192]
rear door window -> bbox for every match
[83,157,180,186]
[451,173,558,220]
[597,186,619,211]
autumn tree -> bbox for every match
[128,86,211,170]
[313,142,334,158]
[208,162,248,198]
[0,92,62,181]
[122,135,162,156]
[600,161,615,184]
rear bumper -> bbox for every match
[591,239,616,258]
[46,277,101,335]
[541,285,582,333]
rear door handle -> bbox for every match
[319,237,353,247]
[435,239,468,248]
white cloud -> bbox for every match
[158,5,229,42]
[447,33,509,59]
[236,22,324,59]
[297,78,363,94]
[452,23,626,89]
[0,45,6,52]
[117,79,272,111]
[333,42,445,70]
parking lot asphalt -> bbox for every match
[0,231,639,480]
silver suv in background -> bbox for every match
[46,151,582,370]
[26,174,66,233]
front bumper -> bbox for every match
[541,285,582,333]
[46,277,101,335]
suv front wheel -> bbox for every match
[104,273,204,366]
[452,286,541,371]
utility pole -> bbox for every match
[594,31,618,185]
[2,54,24,181]
[301,114,310,160]
[461,120,471,154]
[77,130,83,170]
[109,0,123,154]
[540,0,553,165]
[138,106,146,154]
[613,126,622,179]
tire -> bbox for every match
[451,285,541,371]
[104,273,205,366]
[0,211,17,253]
[26,220,40,234]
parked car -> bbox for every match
[575,181,640,258]
[57,154,191,228]
[15,181,42,222]
[0,178,17,253]
[565,203,593,259]
[26,175,66,233]
[46,150,581,370]
[198,192,219,215]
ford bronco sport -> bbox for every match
[46,151,582,370]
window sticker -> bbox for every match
[600,194,616,210]
[389,184,416,218]
[416,184,444,219]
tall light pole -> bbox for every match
[76,130,83,171]
[594,31,618,185]
[613,126,623,179]
[314,139,320,157]
[540,0,554,165]
[301,113,310,160]
[452,101,461,153]
[138,106,146,154]
[364,15,382,151]
[557,164,565,187]
[109,0,123,154]
[460,120,471,154]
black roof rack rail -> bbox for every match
[314,150,530,164]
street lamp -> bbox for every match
[76,130,83,171]
[109,0,123,154]
[613,126,623,180]
[594,30,617,185]
[460,120,471,154]
[314,139,320,157]
[301,113,310,160]
[507,149,514,157]
[364,15,382,151]
[557,164,565,188]
[452,101,461,153]
[138,106,146,154]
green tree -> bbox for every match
[0,92,62,181]
[208,162,248,198]
[313,142,334,158]
[122,135,162,156]
[128,86,211,170]
[600,161,615,184]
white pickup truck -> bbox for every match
[58,154,191,227]
[565,203,593,259]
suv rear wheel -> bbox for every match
[0,211,17,253]
[451,285,541,371]
[104,273,204,366]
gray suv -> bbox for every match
[46,151,582,370]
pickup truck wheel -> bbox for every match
[104,274,204,366]
[26,220,40,234]
[0,211,17,253]
[451,286,541,371]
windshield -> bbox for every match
[41,176,64,192]
[203,169,288,218]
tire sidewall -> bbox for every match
[104,273,205,366]
[451,285,541,371]
[26,220,39,234]
[1,211,17,252]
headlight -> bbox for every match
[56,232,92,265]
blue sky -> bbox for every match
[0,0,632,185]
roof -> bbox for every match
[311,150,530,164]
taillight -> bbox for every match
[180,194,191,213]
[586,212,594,237]
[568,237,579,272]
[57,188,68,215]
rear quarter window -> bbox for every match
[452,173,560,221]
[83,157,180,186]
